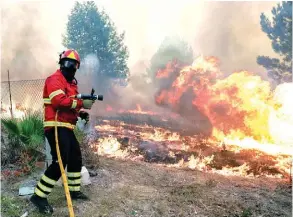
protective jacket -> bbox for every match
[43,69,83,130]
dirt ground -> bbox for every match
[1,156,292,217]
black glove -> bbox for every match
[79,111,89,122]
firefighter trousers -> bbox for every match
[34,127,82,198]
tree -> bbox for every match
[147,36,194,82]
[63,1,129,80]
[257,1,292,83]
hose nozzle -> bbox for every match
[76,88,103,101]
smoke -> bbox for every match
[100,1,279,74]
[1,1,279,79]
[76,54,101,93]
[76,54,159,114]
[192,1,280,76]
[1,1,281,113]
[95,1,280,113]
[76,54,151,114]
[1,1,67,81]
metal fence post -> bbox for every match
[7,70,13,118]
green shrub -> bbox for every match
[1,111,45,166]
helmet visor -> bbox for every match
[63,59,79,70]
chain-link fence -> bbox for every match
[1,79,45,118]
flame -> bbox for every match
[155,56,221,107]
[155,55,293,155]
[93,118,291,178]
[90,55,292,178]
[268,82,293,145]
[140,128,181,142]
[193,71,274,141]
[96,136,121,155]
[156,59,181,78]
[116,104,158,115]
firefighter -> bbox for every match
[30,49,94,214]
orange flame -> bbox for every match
[120,104,157,115]
[155,55,293,155]
[193,71,274,141]
[91,55,292,178]
[156,59,181,78]
[94,119,291,178]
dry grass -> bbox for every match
[1,157,292,217]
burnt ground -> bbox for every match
[91,112,212,137]
[89,115,292,179]
[1,157,292,217]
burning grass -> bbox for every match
[87,55,293,180]
[88,114,292,180]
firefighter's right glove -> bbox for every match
[82,99,95,109]
[79,111,89,122]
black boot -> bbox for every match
[30,194,53,214]
[70,191,89,201]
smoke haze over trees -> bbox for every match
[1,1,279,82]
[147,37,194,83]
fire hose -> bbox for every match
[54,89,103,217]
[54,111,75,217]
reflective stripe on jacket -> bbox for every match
[43,70,83,130]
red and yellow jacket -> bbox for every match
[43,69,83,130]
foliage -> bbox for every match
[1,111,44,166]
[74,126,87,144]
[1,194,26,217]
[147,36,194,82]
[257,1,292,83]
[63,1,129,80]
[241,208,253,217]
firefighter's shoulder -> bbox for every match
[45,70,65,85]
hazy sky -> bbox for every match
[1,0,279,81]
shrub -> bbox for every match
[1,111,45,169]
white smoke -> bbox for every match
[76,54,100,94]
[1,1,278,82]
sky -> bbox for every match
[1,0,280,81]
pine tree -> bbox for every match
[63,1,129,80]
[257,1,292,83]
